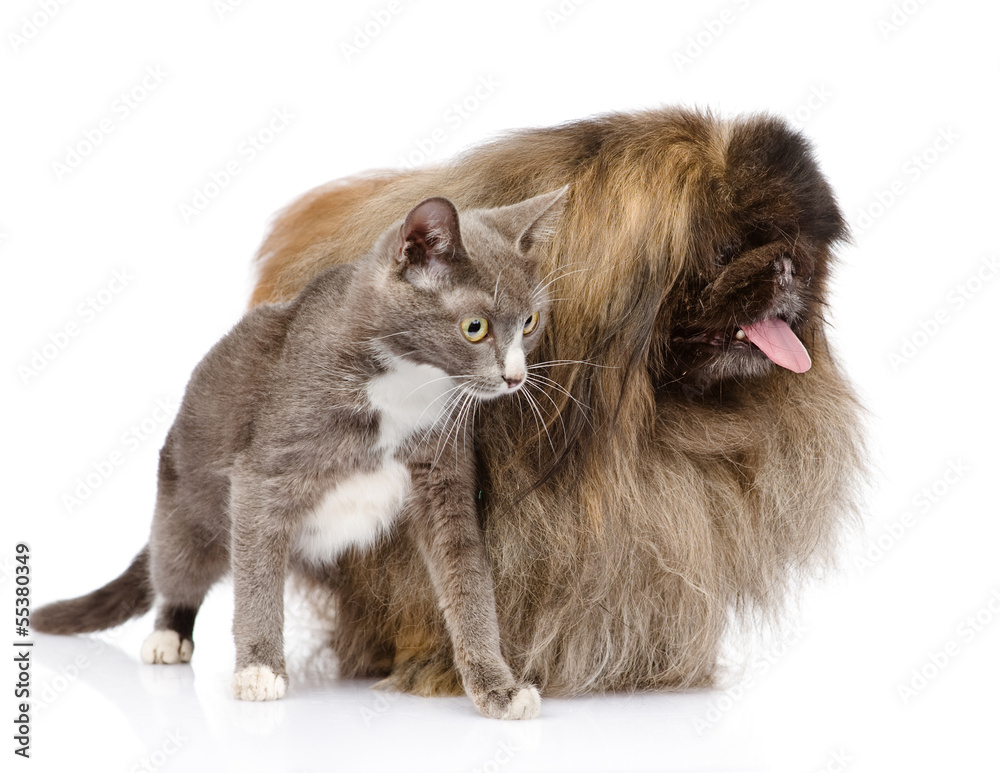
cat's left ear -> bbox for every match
[491,186,570,258]
[397,197,466,288]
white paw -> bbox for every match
[232,665,287,701]
[500,685,541,720]
[140,630,193,665]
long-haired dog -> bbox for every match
[251,108,865,695]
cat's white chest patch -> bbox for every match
[367,359,454,451]
[293,359,453,566]
[294,461,411,565]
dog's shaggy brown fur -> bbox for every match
[252,108,865,695]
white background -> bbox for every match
[3,1,998,771]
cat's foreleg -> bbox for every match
[407,449,541,720]
[229,478,292,701]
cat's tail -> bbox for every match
[32,546,153,634]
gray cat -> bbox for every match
[33,189,568,720]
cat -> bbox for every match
[247,108,866,696]
[33,188,568,719]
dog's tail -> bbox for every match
[32,546,153,634]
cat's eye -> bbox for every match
[461,317,489,342]
[523,311,540,335]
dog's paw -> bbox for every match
[140,630,193,665]
[373,653,464,697]
[231,664,287,701]
[476,684,541,720]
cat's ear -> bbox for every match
[491,186,570,257]
[397,197,465,288]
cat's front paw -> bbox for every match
[476,684,541,720]
[140,630,193,665]
[232,664,288,701]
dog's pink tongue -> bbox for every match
[740,318,811,373]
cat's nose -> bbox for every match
[503,346,527,390]
[503,373,525,389]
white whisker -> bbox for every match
[520,384,556,457]
[524,379,568,447]
[417,380,472,453]
[527,373,591,416]
[411,379,471,434]
[515,385,544,463]
[403,372,472,402]
[432,385,475,470]
[532,267,592,300]
[451,388,479,466]
[366,330,412,343]
[528,359,618,370]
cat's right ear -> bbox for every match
[397,197,465,289]
[486,186,570,259]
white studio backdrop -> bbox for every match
[2,1,998,772]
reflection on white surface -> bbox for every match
[29,591,772,773]
[26,575,999,773]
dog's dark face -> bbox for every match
[661,118,846,393]
[667,230,826,391]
